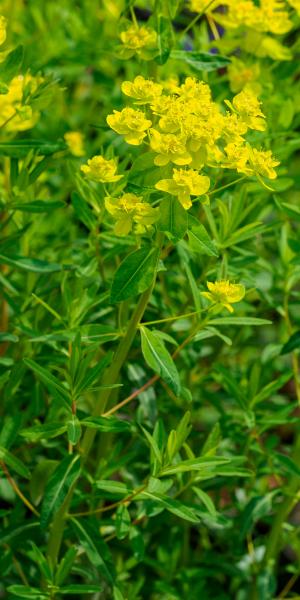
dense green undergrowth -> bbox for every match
[1,1,300,599]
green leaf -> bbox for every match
[110,246,159,303]
[192,487,217,516]
[140,326,181,395]
[0,254,70,273]
[71,518,115,584]
[158,196,188,242]
[94,480,132,496]
[0,446,30,479]
[141,491,200,523]
[281,331,300,354]
[1,45,24,83]
[170,50,231,72]
[11,200,65,213]
[67,416,82,445]
[71,191,97,230]
[250,372,292,407]
[155,15,173,65]
[24,358,70,408]
[208,317,272,326]
[7,586,47,599]
[40,454,81,528]
[20,423,67,442]
[55,547,78,586]
[141,425,163,466]
[60,585,103,594]
[0,139,67,158]
[116,504,131,539]
[81,416,132,432]
[188,219,219,257]
[160,456,230,476]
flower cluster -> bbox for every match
[105,193,159,236]
[81,75,278,238]
[191,0,292,35]
[201,280,245,313]
[81,155,122,183]
[0,74,42,132]
[106,75,279,208]
[119,23,157,60]
[64,131,85,157]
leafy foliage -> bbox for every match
[1,1,300,599]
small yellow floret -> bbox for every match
[81,155,122,183]
[64,131,85,157]
[121,76,163,104]
[107,107,151,145]
[105,193,159,235]
[155,168,210,210]
[201,280,245,313]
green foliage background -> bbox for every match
[1,1,300,599]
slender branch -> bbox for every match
[0,461,40,517]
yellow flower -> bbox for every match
[121,76,163,104]
[120,24,157,60]
[107,107,151,145]
[248,148,279,180]
[105,193,159,235]
[222,143,251,174]
[229,89,266,131]
[176,77,211,103]
[64,131,85,157]
[155,168,210,210]
[0,15,7,46]
[81,155,123,183]
[150,129,191,166]
[201,280,245,313]
[0,74,41,131]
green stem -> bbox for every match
[47,244,161,566]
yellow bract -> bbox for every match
[121,76,163,104]
[214,0,292,35]
[248,148,280,180]
[81,155,122,183]
[105,193,159,235]
[155,168,210,210]
[230,89,266,131]
[0,15,7,46]
[64,131,85,157]
[120,24,157,60]
[150,130,191,166]
[0,74,42,131]
[107,107,152,145]
[201,280,245,313]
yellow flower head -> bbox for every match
[120,24,157,59]
[0,15,7,46]
[176,77,211,103]
[155,168,210,210]
[201,280,245,313]
[121,76,163,105]
[64,131,85,157]
[105,193,159,235]
[222,143,251,174]
[150,129,191,166]
[107,107,151,145]
[81,155,123,183]
[0,74,41,132]
[248,148,279,180]
[229,89,266,131]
